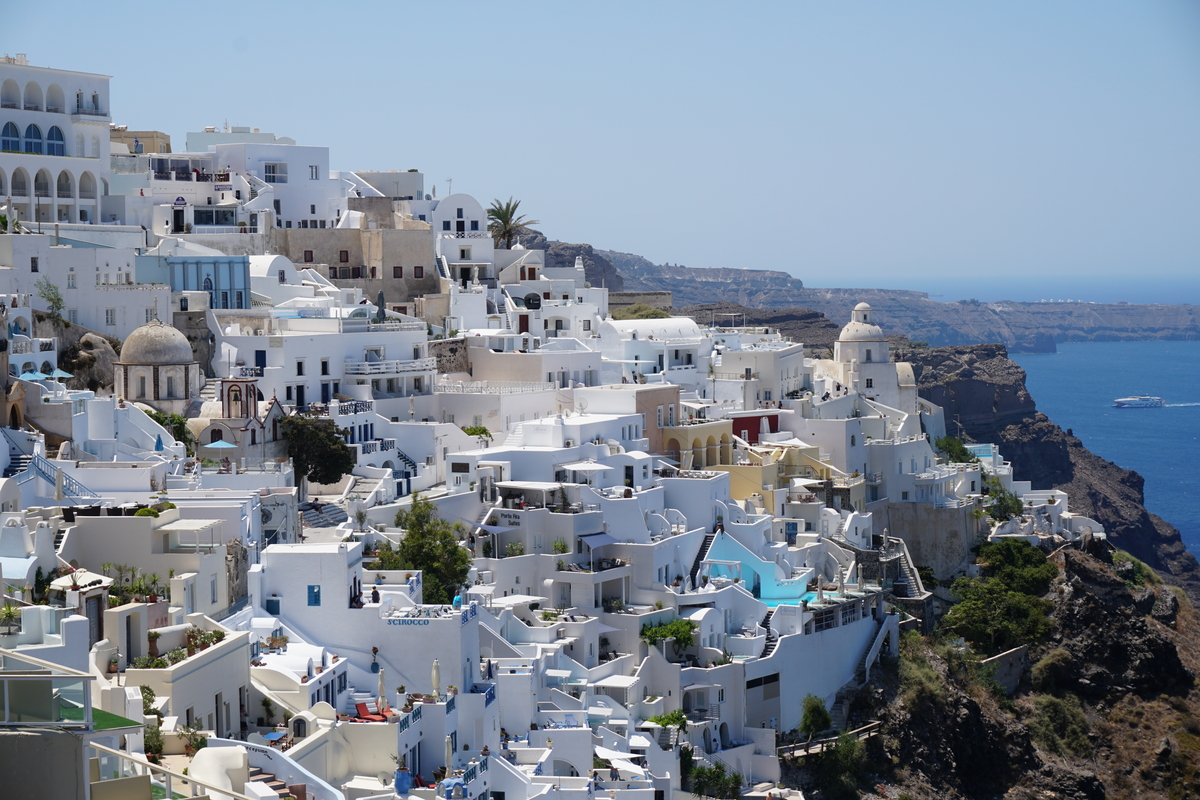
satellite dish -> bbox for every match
[576,397,589,413]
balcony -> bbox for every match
[435,380,555,395]
[78,190,95,200]
[343,356,436,377]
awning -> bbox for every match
[561,461,613,472]
[592,674,638,688]
[595,745,635,761]
[682,683,717,692]
[629,734,653,749]
[580,532,619,548]
[610,759,644,775]
[545,669,572,678]
[466,585,495,596]
[597,623,620,634]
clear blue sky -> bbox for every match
[8,2,1200,299]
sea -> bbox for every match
[1012,341,1200,561]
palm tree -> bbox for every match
[487,197,539,249]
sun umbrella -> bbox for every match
[50,368,73,379]
[204,439,238,449]
[19,371,48,381]
[431,658,441,696]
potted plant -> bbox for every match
[371,646,380,673]
[147,629,161,658]
[447,685,458,696]
[375,573,385,585]
[262,697,275,726]
[108,656,119,674]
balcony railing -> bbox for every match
[56,189,72,198]
[24,104,41,111]
[343,357,436,376]
[34,187,50,198]
[153,171,171,180]
[235,366,262,377]
[174,171,192,181]
[78,190,96,199]
[435,380,555,395]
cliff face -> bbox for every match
[904,344,1200,604]
[597,248,807,308]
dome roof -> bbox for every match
[839,320,886,342]
[119,320,194,365]
[854,302,872,311]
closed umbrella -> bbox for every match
[54,466,64,503]
[486,659,493,680]
[431,658,441,696]
[378,665,386,708]
[445,734,454,772]
[154,434,164,452]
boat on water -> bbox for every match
[1113,396,1164,408]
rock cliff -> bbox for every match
[903,343,1200,604]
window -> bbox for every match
[901,491,909,501]
[221,291,228,308]
[321,359,329,376]
[456,208,464,219]
[470,220,479,231]
[67,309,77,324]
[459,247,470,260]
[285,386,293,401]
[46,126,65,156]
[179,298,188,311]
[0,123,18,151]
[285,220,291,228]
[413,266,423,278]
[279,269,286,284]
[210,577,217,604]
[442,221,451,231]
[167,376,175,397]
[657,405,663,427]
[299,220,308,229]
[310,204,316,214]
[137,375,146,398]
[339,250,349,263]
[392,266,403,278]
[583,320,591,331]
[145,308,154,323]
[309,166,319,180]
[264,163,288,184]
[850,435,856,447]
[297,360,305,376]
[30,257,38,273]
[105,308,115,326]
[23,124,42,154]
[865,349,872,363]
[308,584,323,606]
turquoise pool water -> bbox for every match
[762,591,842,609]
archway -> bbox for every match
[719,722,731,749]
[40,361,52,375]
[665,438,681,465]
[0,79,19,108]
[1,122,17,152]
[45,83,64,113]
[56,171,73,199]
[34,169,51,200]
[10,167,28,197]
[0,167,6,197]
[79,171,96,200]
[210,428,225,443]
[706,435,719,467]
[22,81,42,111]
[8,406,19,429]
[692,438,705,469]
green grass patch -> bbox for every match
[1028,694,1091,758]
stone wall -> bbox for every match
[429,337,467,375]
[981,644,1029,695]
[884,502,984,579]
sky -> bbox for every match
[7,2,1200,301]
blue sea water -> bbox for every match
[1012,342,1200,560]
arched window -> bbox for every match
[210,428,224,443]
[10,169,27,197]
[202,276,214,308]
[850,435,856,447]
[56,171,72,199]
[865,348,872,363]
[1,122,18,151]
[46,126,64,156]
[23,124,42,154]
[250,429,257,445]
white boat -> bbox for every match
[1113,396,1164,408]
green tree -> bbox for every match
[983,474,1024,522]
[487,197,539,249]
[935,435,977,464]
[940,577,1052,656]
[977,539,1057,595]
[799,693,832,738]
[148,410,196,455]
[640,618,698,657]
[34,277,65,320]
[281,416,355,487]
[462,425,492,440]
[381,493,472,605]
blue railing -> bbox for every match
[446,696,456,714]
[484,684,496,707]
[412,704,422,721]
[397,714,410,733]
[31,455,101,499]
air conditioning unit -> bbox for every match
[564,439,575,447]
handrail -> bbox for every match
[31,455,101,499]
[89,741,257,800]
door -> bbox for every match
[125,615,133,664]
[173,208,185,233]
[460,267,470,288]
[255,350,266,370]
[86,595,102,647]
[296,385,306,409]
[518,315,529,334]
[321,383,331,403]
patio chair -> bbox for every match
[355,702,386,722]
[564,714,580,728]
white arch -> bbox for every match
[10,167,29,197]
[22,81,42,111]
[34,169,52,198]
[0,78,18,107]
[56,170,73,199]
[75,132,84,156]
[45,83,65,113]
[79,171,97,199]
[0,166,6,196]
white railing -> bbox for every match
[435,380,555,394]
[343,357,436,376]
[89,742,256,800]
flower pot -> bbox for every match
[108,661,118,674]
[371,662,380,673]
[147,640,159,659]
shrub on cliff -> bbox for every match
[612,302,670,320]
[1031,648,1074,694]
[941,578,1052,656]
[935,435,978,464]
[978,539,1058,596]
[1028,694,1091,757]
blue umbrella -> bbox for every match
[19,371,49,381]
[204,439,238,449]
[50,368,73,379]
[154,434,164,452]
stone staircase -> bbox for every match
[247,766,290,798]
[895,558,917,598]
[655,724,680,750]
[855,620,884,686]
[760,609,778,658]
[829,694,848,732]
[3,453,31,479]
[300,502,349,529]
[688,533,716,589]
